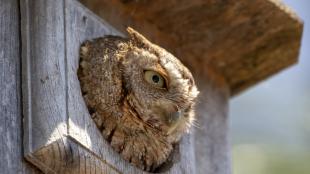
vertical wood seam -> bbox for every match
[63,0,69,137]
[20,0,33,155]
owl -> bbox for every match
[78,27,199,172]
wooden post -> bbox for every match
[192,71,230,174]
[0,0,303,174]
[0,0,41,173]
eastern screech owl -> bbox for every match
[78,27,199,172]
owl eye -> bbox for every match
[144,70,166,88]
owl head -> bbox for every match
[121,28,199,143]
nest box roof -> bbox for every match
[81,0,303,96]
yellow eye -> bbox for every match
[144,70,166,88]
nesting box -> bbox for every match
[0,0,302,174]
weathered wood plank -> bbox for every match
[192,69,230,174]
[20,0,130,173]
[0,0,42,173]
[64,1,130,173]
[65,0,123,150]
[27,137,120,174]
[21,0,67,155]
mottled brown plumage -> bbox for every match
[78,27,199,172]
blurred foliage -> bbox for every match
[233,144,310,174]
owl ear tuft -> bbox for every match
[126,27,153,48]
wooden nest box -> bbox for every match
[0,0,302,174]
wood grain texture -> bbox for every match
[21,0,118,173]
[21,0,67,154]
[0,0,42,173]
[26,137,120,174]
[80,0,303,96]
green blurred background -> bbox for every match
[230,0,310,174]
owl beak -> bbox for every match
[166,110,182,135]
